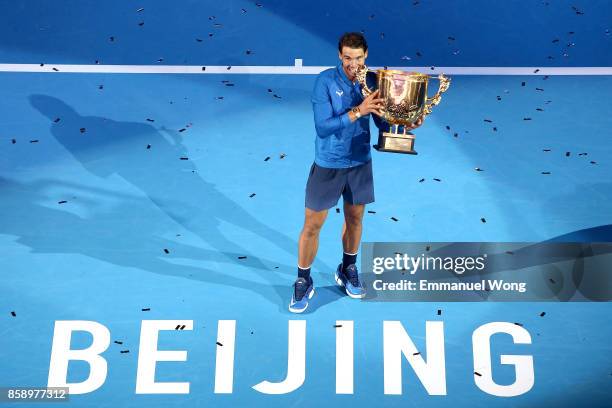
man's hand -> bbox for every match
[358,90,385,116]
[405,115,425,130]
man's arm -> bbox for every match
[311,76,352,138]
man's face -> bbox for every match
[339,46,368,80]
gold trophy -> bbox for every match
[355,67,450,154]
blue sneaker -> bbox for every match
[289,276,315,313]
[335,264,366,298]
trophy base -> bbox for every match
[373,131,418,155]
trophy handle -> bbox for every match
[423,74,451,115]
[355,65,375,97]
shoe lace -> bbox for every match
[294,278,310,301]
[345,266,360,287]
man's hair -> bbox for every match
[338,32,368,53]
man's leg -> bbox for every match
[341,202,365,257]
[334,202,367,298]
[289,207,328,312]
[298,207,329,271]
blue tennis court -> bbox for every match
[1,1,611,407]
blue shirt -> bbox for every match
[311,62,388,168]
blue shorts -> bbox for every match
[305,160,375,212]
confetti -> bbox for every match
[80,128,86,133]
[334,324,343,328]
[249,193,256,198]
[521,81,526,86]
[98,85,104,90]
[146,144,151,149]
[437,309,441,315]
[484,119,493,123]
[30,140,39,143]
[474,372,482,377]
[368,210,376,214]
[264,156,270,161]
[11,139,16,144]
[11,311,16,317]
[481,217,487,223]
[336,208,340,213]
[238,256,247,259]
[180,325,186,330]
[536,87,544,91]
[445,125,451,130]
[54,117,61,123]
[146,118,154,122]
[413,352,421,356]
[52,67,59,72]
[523,117,532,121]
[565,152,570,157]
[391,217,399,222]
[180,157,189,160]
[505,251,514,255]
[114,340,123,344]
[419,178,425,182]
[541,171,551,175]
[216,341,223,346]
[175,325,181,330]
[533,69,540,73]
[58,200,67,204]
[138,22,144,26]
[540,312,546,317]
[543,148,551,152]
[514,322,524,327]
[280,153,286,159]
[142,308,150,311]
[120,350,130,354]
[475,167,484,171]
[163,248,170,254]
[433,178,441,182]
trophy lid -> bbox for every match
[378,69,429,79]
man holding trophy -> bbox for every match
[289,32,449,313]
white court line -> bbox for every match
[0,60,610,75]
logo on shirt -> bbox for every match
[335,90,344,97]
